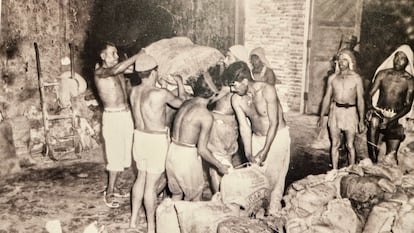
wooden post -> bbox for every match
[300,0,313,114]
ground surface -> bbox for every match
[0,112,349,233]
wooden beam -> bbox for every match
[301,0,313,114]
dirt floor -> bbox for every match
[0,112,348,233]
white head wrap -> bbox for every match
[249,47,271,67]
[338,49,356,71]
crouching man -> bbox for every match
[225,61,291,215]
[166,74,230,201]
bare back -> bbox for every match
[94,73,128,109]
[236,82,286,135]
[331,71,361,105]
[376,69,414,111]
[130,85,175,131]
[172,99,213,145]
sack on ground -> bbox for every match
[156,198,180,233]
[217,216,274,233]
[220,164,270,215]
[174,199,240,233]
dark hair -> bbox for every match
[96,41,117,66]
[97,41,116,55]
[188,75,215,98]
[222,61,252,86]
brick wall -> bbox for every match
[244,0,307,112]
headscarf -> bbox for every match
[228,45,249,64]
[249,47,271,67]
[372,44,414,120]
[338,49,357,71]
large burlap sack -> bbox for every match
[361,163,403,185]
[392,203,414,233]
[363,201,401,233]
[217,217,274,233]
[288,182,337,218]
[144,36,224,85]
[220,164,270,215]
[174,197,240,233]
[310,199,362,233]
[156,198,180,233]
[340,175,384,203]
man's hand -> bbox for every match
[379,118,389,129]
[217,163,230,175]
[246,154,255,164]
[316,116,325,130]
[254,149,268,166]
[358,120,366,133]
[171,74,183,83]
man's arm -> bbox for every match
[170,74,187,100]
[317,75,334,127]
[95,53,141,78]
[367,71,385,109]
[232,94,253,160]
[256,85,279,163]
[197,114,229,174]
[164,89,184,109]
[355,74,365,132]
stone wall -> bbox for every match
[155,0,236,53]
[244,0,307,112]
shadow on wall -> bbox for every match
[360,1,414,84]
[80,0,176,93]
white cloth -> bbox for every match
[252,126,291,214]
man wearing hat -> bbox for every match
[367,45,414,163]
[94,42,141,208]
[318,49,365,170]
[129,53,185,233]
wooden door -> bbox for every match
[304,0,363,114]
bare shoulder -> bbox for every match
[403,71,414,80]
[231,93,243,105]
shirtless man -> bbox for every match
[250,47,281,85]
[166,75,229,201]
[224,61,290,215]
[318,49,365,169]
[94,42,139,208]
[207,53,250,194]
[128,53,184,233]
[367,49,414,163]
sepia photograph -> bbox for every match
[1,0,414,232]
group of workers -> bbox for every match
[94,42,289,233]
[92,36,414,232]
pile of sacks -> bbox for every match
[156,164,276,233]
[280,158,414,233]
